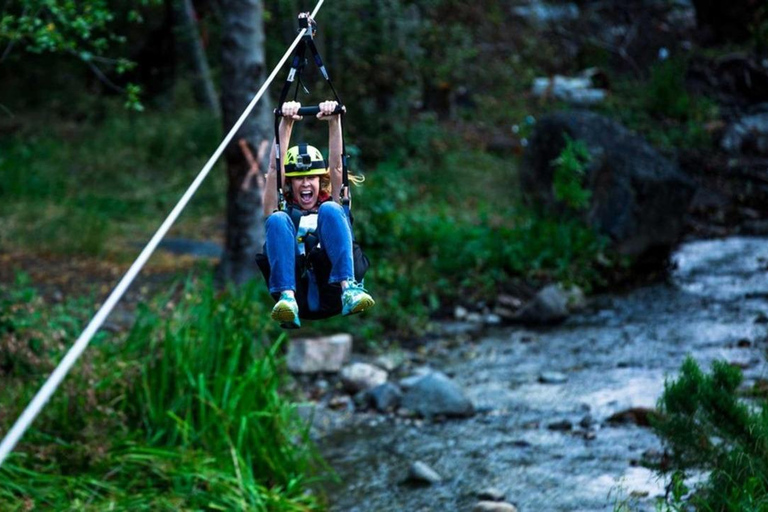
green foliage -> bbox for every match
[0,0,156,109]
[651,357,768,511]
[551,135,592,211]
[599,76,718,151]
[645,58,691,120]
[341,126,610,339]
[0,105,222,256]
[752,5,768,56]
[0,273,324,510]
[1,1,118,56]
[122,276,322,490]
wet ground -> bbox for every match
[318,237,768,511]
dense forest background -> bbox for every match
[1,0,768,510]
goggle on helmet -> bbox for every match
[285,143,326,177]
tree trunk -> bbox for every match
[173,0,220,115]
[218,0,271,285]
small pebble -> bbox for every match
[539,371,568,384]
[407,461,442,485]
[477,487,506,501]
[547,419,573,431]
[473,501,518,512]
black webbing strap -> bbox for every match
[273,14,350,212]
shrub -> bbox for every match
[651,357,768,511]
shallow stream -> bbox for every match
[319,237,768,511]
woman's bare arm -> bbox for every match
[317,100,344,203]
[263,101,302,216]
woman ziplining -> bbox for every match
[255,14,374,329]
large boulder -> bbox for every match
[521,110,695,266]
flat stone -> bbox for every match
[340,362,388,393]
[477,487,506,501]
[407,461,442,485]
[373,351,406,372]
[606,407,659,427]
[367,382,403,412]
[401,371,475,419]
[547,419,573,431]
[286,334,352,374]
[473,501,518,512]
[539,371,568,384]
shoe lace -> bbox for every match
[345,280,368,294]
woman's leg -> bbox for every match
[265,211,299,295]
[316,202,354,284]
[316,202,374,315]
[265,211,301,328]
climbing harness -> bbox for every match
[0,0,329,469]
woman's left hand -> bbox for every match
[317,100,345,121]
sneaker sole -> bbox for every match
[343,296,375,316]
[271,304,300,328]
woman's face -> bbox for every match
[290,175,321,210]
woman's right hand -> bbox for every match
[281,101,302,121]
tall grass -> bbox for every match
[0,272,325,510]
[122,276,323,491]
[0,104,224,256]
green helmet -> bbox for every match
[285,143,326,177]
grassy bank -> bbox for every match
[0,272,324,510]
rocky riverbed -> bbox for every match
[308,237,768,511]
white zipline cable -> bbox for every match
[0,0,326,468]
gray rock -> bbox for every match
[579,414,595,429]
[400,366,435,390]
[473,501,518,512]
[539,371,568,384]
[340,362,388,393]
[513,2,579,25]
[564,285,587,311]
[286,334,352,374]
[466,312,484,323]
[548,419,573,431]
[521,110,695,266]
[532,70,607,106]
[407,461,442,485]
[367,382,403,412]
[722,111,768,155]
[485,313,502,325]
[399,374,427,390]
[373,351,406,372]
[477,487,506,501]
[514,285,570,325]
[402,371,475,418]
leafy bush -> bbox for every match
[650,357,768,511]
[551,134,592,211]
[645,58,691,120]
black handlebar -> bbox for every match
[275,105,344,117]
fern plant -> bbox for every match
[551,134,592,211]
